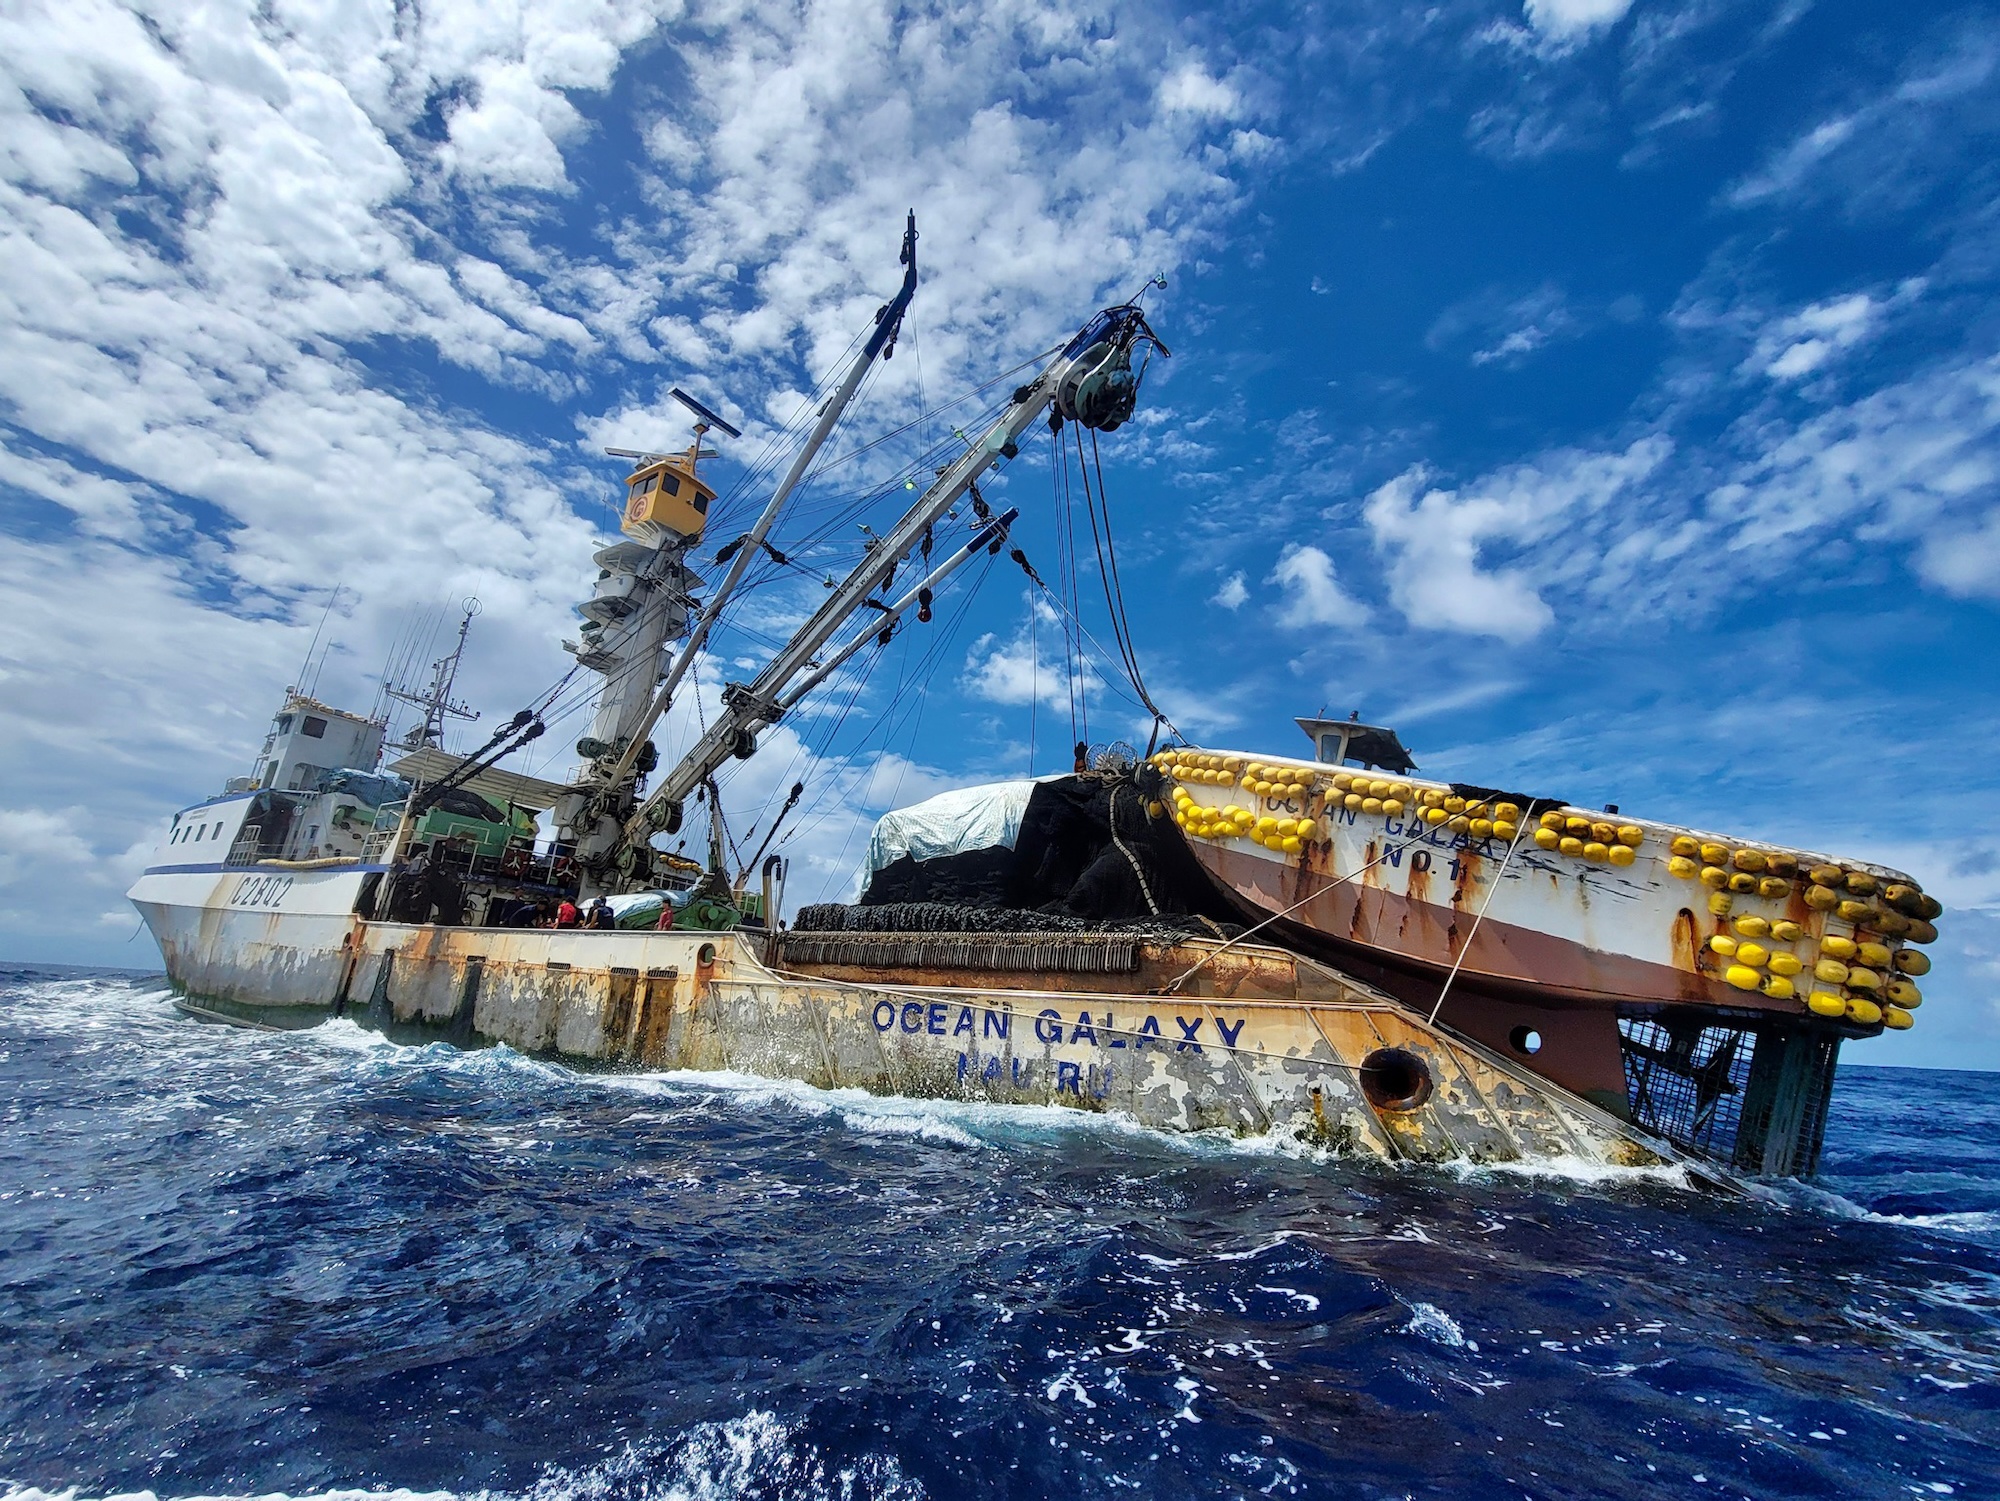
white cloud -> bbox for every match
[960,598,1101,708]
[440,60,586,191]
[1213,570,1248,610]
[1725,32,2000,212]
[1268,545,1368,630]
[1720,354,2000,592]
[1746,280,1925,382]
[1362,471,1553,643]
[1761,294,1876,379]
[1728,115,1860,208]
[1157,64,1242,122]
[1428,282,1583,368]
[1522,0,1633,41]
[1361,439,1669,642]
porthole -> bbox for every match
[1358,1047,1433,1112]
[1509,1026,1544,1056]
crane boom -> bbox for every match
[598,212,920,800]
[619,299,1166,863]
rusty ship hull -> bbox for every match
[1156,745,1936,1132]
[127,859,1700,1176]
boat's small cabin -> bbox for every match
[1297,715,1416,774]
[621,452,714,545]
[254,695,387,793]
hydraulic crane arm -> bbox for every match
[621,299,1166,853]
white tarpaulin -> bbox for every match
[863,779,1050,879]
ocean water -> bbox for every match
[0,969,1994,1500]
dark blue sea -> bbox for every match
[2,968,1994,1500]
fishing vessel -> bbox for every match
[126,215,1940,1181]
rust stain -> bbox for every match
[634,969,678,1063]
[1406,857,1432,910]
[604,968,638,1045]
[1452,849,1481,908]
[1669,906,1699,973]
[1302,835,1330,881]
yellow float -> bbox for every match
[1882,979,1921,1008]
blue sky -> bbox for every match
[2,0,1996,1069]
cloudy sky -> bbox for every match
[3,0,1996,1069]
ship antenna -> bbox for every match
[385,595,482,752]
[294,584,345,701]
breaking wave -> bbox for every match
[0,1410,922,1501]
[1,973,1995,1500]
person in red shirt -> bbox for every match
[554,899,580,929]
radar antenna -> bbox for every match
[603,388,743,475]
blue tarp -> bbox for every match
[317,768,411,806]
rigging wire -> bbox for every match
[752,573,958,845]
[1075,423,1166,736]
[1049,425,1078,749]
[1027,587,1038,776]
[791,560,993,902]
[1008,538,1180,737]
[809,348,1056,479]
[771,552,998,903]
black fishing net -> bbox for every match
[861,847,1014,906]
[856,770,1241,928]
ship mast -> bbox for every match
[592,300,1166,894]
[562,214,921,895]
[385,596,481,752]
[600,212,922,799]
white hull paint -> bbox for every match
[128,862,380,1014]
[1167,749,1920,1017]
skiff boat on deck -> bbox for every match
[1141,715,1939,1168]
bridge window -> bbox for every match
[302,716,327,738]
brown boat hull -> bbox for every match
[1189,842,1800,1109]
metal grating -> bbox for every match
[1790,1032,1841,1178]
[1618,1016,1756,1161]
